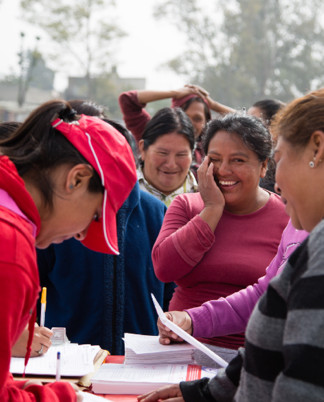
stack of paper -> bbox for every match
[151,293,228,368]
[91,295,227,396]
[10,343,101,377]
[91,363,218,395]
[123,333,197,365]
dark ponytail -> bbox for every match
[0,100,102,209]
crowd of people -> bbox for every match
[0,82,324,401]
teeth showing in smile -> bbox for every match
[219,180,237,186]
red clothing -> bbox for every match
[0,156,76,401]
[118,90,205,176]
[118,90,151,142]
[152,191,289,349]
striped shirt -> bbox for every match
[181,218,324,401]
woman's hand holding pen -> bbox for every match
[158,311,193,345]
[198,157,225,232]
[12,324,53,357]
[32,325,53,356]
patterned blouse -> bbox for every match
[137,167,198,207]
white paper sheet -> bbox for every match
[123,333,196,354]
[10,343,101,377]
[91,363,218,395]
[81,392,113,401]
[151,293,228,368]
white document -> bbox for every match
[10,343,101,377]
[81,392,113,401]
[151,293,228,368]
[91,363,218,395]
[123,333,196,365]
[124,332,196,354]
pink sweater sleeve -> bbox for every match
[152,195,215,283]
[118,90,151,142]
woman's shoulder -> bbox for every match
[168,192,205,216]
[258,192,288,226]
[267,191,286,209]
[308,219,324,253]
[172,191,204,205]
[0,209,35,267]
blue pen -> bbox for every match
[56,351,61,381]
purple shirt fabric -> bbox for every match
[187,220,309,338]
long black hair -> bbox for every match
[141,107,195,151]
[0,99,102,209]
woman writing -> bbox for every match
[0,100,137,400]
[35,100,173,355]
[152,114,288,360]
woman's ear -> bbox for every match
[138,139,146,162]
[260,158,268,179]
[311,130,324,166]
[66,164,93,192]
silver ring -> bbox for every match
[37,345,44,355]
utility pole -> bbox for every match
[17,32,41,107]
[17,32,26,107]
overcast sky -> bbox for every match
[0,0,189,91]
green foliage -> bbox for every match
[154,0,324,107]
[20,0,125,93]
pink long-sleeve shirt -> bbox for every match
[152,191,289,349]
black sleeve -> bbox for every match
[180,378,216,402]
[180,350,244,402]
[224,350,243,387]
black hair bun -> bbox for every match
[58,107,77,121]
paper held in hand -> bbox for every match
[151,293,228,368]
[123,332,197,365]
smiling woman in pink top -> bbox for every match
[152,113,289,359]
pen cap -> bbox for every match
[41,287,47,304]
